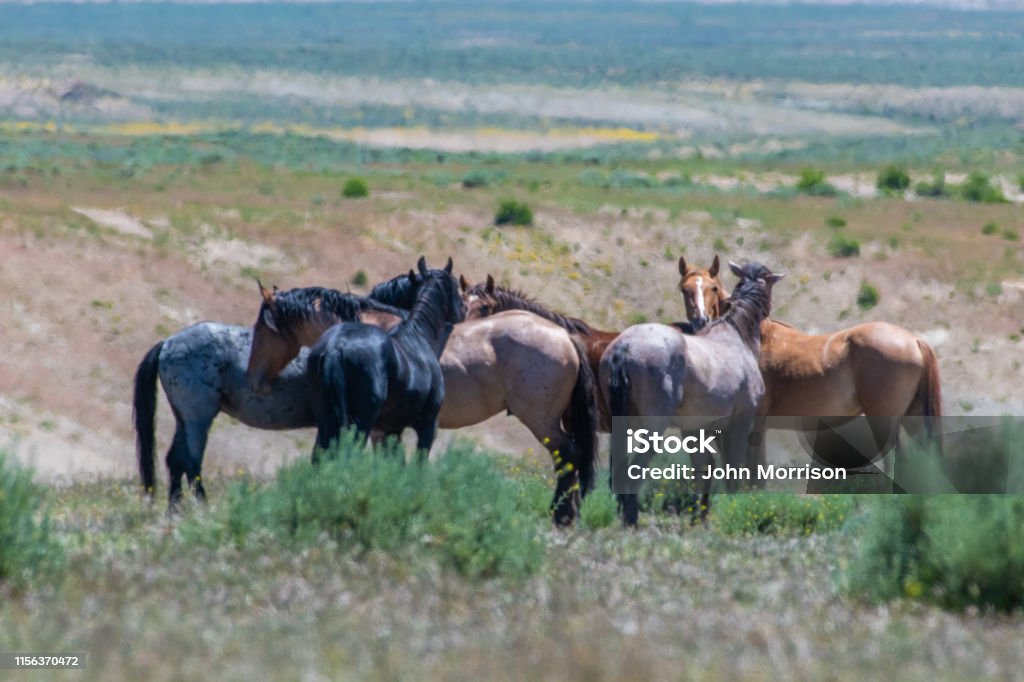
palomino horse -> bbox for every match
[601,261,784,526]
[133,294,405,509]
[248,271,598,525]
[677,255,943,463]
[249,257,465,458]
[460,275,715,428]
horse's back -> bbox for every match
[439,311,577,428]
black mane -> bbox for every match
[466,282,593,335]
[703,262,774,350]
[262,286,405,337]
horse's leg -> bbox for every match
[412,415,439,463]
[164,415,212,509]
[166,416,188,512]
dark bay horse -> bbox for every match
[247,271,598,525]
[132,294,405,509]
[602,261,784,525]
[460,275,714,429]
[678,255,943,446]
[248,257,465,460]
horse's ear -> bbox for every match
[728,260,746,279]
[678,256,688,276]
[709,254,720,278]
[764,272,786,285]
[485,274,495,295]
[444,257,453,274]
[459,274,469,292]
[417,256,428,275]
[258,279,274,306]
[261,307,279,334]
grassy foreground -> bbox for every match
[2,443,1023,681]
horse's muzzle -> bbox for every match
[691,316,709,332]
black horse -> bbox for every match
[250,257,466,457]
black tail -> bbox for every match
[564,336,598,497]
[313,349,351,454]
[607,344,640,526]
[608,343,630,418]
[132,340,163,496]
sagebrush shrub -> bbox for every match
[0,452,62,587]
[342,177,369,198]
[494,199,533,226]
[218,433,546,580]
[845,495,1024,611]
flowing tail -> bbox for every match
[914,339,943,444]
[313,348,351,454]
[564,336,598,497]
[607,343,639,527]
[132,340,164,496]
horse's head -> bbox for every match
[370,268,423,310]
[677,254,728,331]
[726,260,786,320]
[460,273,498,319]
[418,256,466,325]
[247,281,302,394]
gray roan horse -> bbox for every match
[132,292,404,509]
[600,261,785,526]
[247,270,598,525]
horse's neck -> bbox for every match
[294,316,336,348]
[398,286,453,356]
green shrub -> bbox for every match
[857,281,880,310]
[219,433,545,580]
[608,170,655,189]
[341,177,369,198]
[844,496,1024,611]
[828,233,860,258]
[981,221,998,235]
[877,165,911,193]
[1003,227,1020,241]
[461,169,491,189]
[958,171,1007,203]
[713,494,852,536]
[915,173,948,198]
[494,199,533,226]
[796,168,837,196]
[579,485,618,531]
[826,215,847,229]
[0,452,62,587]
[351,270,368,287]
[986,282,1003,297]
[1018,173,1024,192]
[576,168,610,188]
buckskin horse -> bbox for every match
[132,293,405,510]
[602,261,785,526]
[460,275,717,429]
[246,267,598,525]
[677,255,943,463]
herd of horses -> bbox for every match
[133,254,942,526]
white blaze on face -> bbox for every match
[695,277,706,318]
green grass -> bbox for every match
[0,452,62,589]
